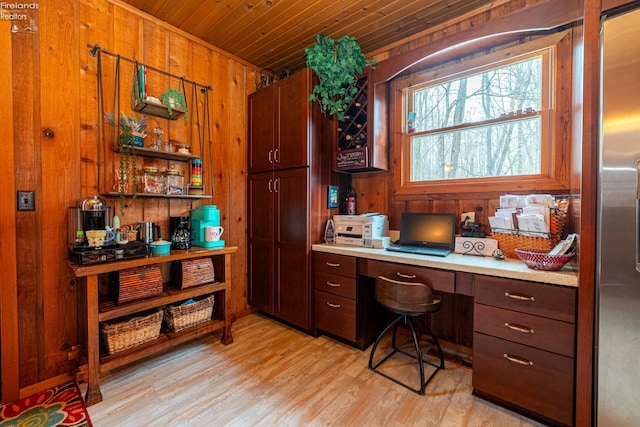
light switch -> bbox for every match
[17,191,35,211]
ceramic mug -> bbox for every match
[86,229,115,247]
[204,226,224,242]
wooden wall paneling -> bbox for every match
[226,60,252,316]
[139,20,169,229]
[210,53,230,209]
[109,6,144,225]
[164,33,196,225]
[405,199,432,214]
[14,15,39,388]
[0,16,20,404]
[79,0,110,200]
[39,0,81,383]
[350,172,388,214]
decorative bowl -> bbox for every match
[515,248,575,271]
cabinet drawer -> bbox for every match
[474,304,575,357]
[473,333,574,426]
[474,275,576,323]
[314,271,357,299]
[315,290,356,341]
[313,252,356,277]
[361,259,455,293]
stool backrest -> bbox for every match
[375,276,440,314]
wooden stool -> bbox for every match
[368,276,445,394]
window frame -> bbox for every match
[392,31,572,198]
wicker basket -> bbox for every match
[515,248,576,271]
[491,199,569,258]
[164,295,215,332]
[102,309,163,354]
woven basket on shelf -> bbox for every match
[491,199,569,258]
[102,309,163,355]
[164,295,215,332]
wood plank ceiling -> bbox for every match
[120,0,495,75]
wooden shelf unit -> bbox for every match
[68,246,237,406]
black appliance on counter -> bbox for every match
[170,216,192,250]
[68,195,147,265]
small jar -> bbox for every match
[141,166,163,194]
[164,165,184,195]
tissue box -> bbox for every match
[455,237,498,256]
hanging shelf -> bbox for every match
[90,44,215,201]
[132,98,185,120]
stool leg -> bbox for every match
[407,317,426,394]
[369,314,403,370]
[415,317,445,370]
[391,315,406,351]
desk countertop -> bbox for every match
[312,244,578,287]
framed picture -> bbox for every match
[327,185,339,209]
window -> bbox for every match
[394,32,570,197]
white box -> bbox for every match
[454,237,498,256]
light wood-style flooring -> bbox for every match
[85,313,545,426]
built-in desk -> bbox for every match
[312,243,577,426]
[312,244,578,287]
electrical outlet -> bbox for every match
[17,191,35,211]
[461,211,475,223]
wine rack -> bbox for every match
[336,76,369,171]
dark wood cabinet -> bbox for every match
[248,68,332,331]
[313,252,380,349]
[472,275,577,426]
[249,70,313,173]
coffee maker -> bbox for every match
[191,205,225,248]
[170,216,192,250]
[68,195,111,248]
[68,195,146,265]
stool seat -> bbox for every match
[368,276,445,394]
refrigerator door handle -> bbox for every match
[637,161,640,272]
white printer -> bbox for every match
[333,214,389,248]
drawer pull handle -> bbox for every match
[326,302,341,308]
[504,292,536,302]
[396,272,417,279]
[504,323,535,334]
[503,353,534,366]
[326,262,341,267]
[326,281,341,287]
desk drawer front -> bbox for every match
[314,252,356,277]
[474,304,575,357]
[314,271,356,299]
[362,260,455,293]
[474,275,576,323]
[315,290,356,341]
[473,332,574,426]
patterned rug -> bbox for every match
[0,382,92,427]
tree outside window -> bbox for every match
[406,54,548,182]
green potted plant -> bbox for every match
[161,88,188,122]
[105,112,147,214]
[305,34,376,121]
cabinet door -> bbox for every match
[274,167,311,328]
[248,85,275,173]
[276,70,311,170]
[248,172,275,314]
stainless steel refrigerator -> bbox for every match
[597,7,640,425]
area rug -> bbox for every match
[0,382,92,427]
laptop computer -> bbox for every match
[386,212,456,257]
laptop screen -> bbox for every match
[398,212,456,249]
